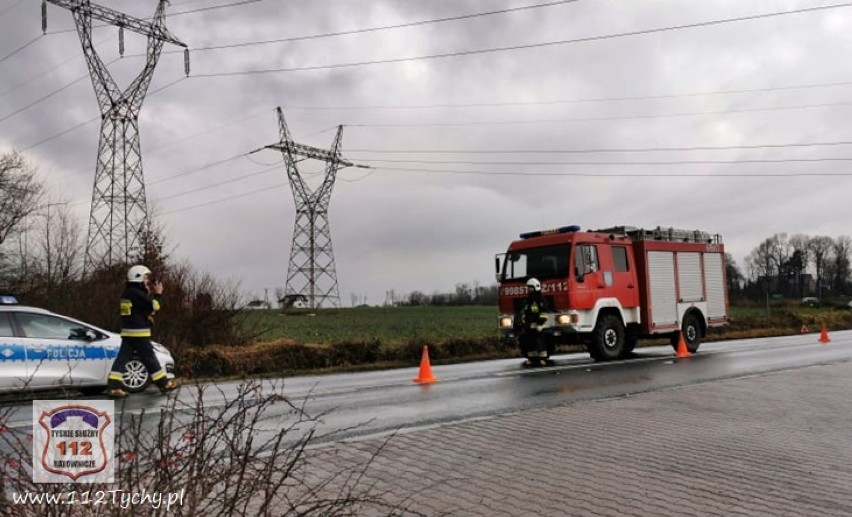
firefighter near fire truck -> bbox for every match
[517,278,552,367]
[495,225,730,364]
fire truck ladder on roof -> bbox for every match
[595,226,722,245]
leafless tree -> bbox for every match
[0,152,43,248]
[808,236,834,298]
[831,235,852,295]
[36,200,83,294]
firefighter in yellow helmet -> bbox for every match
[518,277,550,366]
[105,265,178,398]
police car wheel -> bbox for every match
[121,359,151,393]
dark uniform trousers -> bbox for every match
[107,282,169,389]
[107,337,168,389]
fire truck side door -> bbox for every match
[573,244,639,310]
[572,244,600,310]
[609,245,639,308]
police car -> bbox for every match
[0,295,175,394]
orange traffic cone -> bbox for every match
[413,345,438,383]
[819,322,831,344]
[675,332,691,358]
[800,324,810,334]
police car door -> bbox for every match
[14,312,108,389]
[0,312,28,391]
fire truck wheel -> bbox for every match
[589,314,625,361]
[672,314,702,353]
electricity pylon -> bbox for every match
[265,107,359,309]
[42,0,188,270]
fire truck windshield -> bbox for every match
[501,244,570,282]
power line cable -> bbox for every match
[156,158,852,217]
[339,99,852,128]
[368,165,852,177]
[280,79,852,111]
[148,152,250,185]
[143,107,270,156]
[1,51,181,124]
[346,139,852,155]
[0,35,42,64]
[156,153,852,209]
[20,116,97,152]
[0,0,27,17]
[170,0,262,17]
[159,180,288,216]
[0,36,113,100]
[165,0,580,55]
[357,156,852,166]
[44,0,264,36]
[193,2,852,77]
[0,74,88,124]
[10,49,852,127]
[152,164,277,201]
[27,108,270,192]
[19,76,184,151]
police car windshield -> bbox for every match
[502,244,570,281]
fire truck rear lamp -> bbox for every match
[519,225,581,239]
[499,316,513,329]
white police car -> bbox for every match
[0,295,175,394]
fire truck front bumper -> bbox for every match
[498,313,583,341]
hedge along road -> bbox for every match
[2,330,850,450]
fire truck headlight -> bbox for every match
[499,316,513,329]
[556,314,575,325]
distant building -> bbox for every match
[277,294,308,310]
[244,300,271,310]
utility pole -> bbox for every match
[42,0,188,270]
[265,107,362,309]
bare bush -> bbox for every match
[2,209,258,366]
[0,381,405,516]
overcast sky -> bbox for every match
[2,0,852,305]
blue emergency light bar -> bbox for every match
[0,295,18,305]
[520,225,581,239]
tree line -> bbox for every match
[738,233,851,300]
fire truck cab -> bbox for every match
[495,225,729,362]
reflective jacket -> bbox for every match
[119,283,161,338]
[520,293,549,332]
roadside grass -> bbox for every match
[244,306,497,345]
[179,303,852,379]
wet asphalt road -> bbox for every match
[3,330,851,445]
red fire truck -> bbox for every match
[495,225,729,362]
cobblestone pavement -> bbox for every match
[306,361,852,516]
